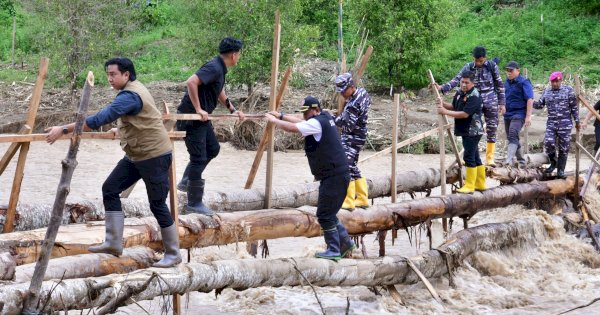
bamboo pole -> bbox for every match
[11,16,16,67]
[244,66,292,189]
[163,113,264,121]
[337,0,344,70]
[524,68,529,154]
[427,70,463,187]
[337,56,347,114]
[162,102,181,315]
[21,71,94,313]
[3,58,49,233]
[0,131,185,143]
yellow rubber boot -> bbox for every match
[456,167,476,194]
[342,180,356,210]
[475,165,487,191]
[486,142,496,167]
[355,177,369,209]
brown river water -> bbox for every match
[1,140,600,315]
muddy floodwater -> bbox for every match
[2,140,600,315]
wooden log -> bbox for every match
[1,166,462,232]
[244,66,292,189]
[0,178,577,270]
[0,131,186,143]
[21,71,94,313]
[162,113,264,121]
[0,216,559,314]
[489,167,549,184]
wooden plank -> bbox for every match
[404,257,444,305]
[0,125,30,176]
[578,95,600,122]
[353,45,373,86]
[576,142,600,170]
[391,94,399,203]
[0,131,186,143]
[163,113,264,121]
[265,10,281,210]
[359,125,452,163]
[4,143,30,233]
[244,66,292,189]
[336,56,347,114]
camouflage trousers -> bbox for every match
[544,126,572,157]
[481,90,499,143]
[341,134,365,180]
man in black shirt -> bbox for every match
[437,70,486,193]
[176,37,245,215]
[265,97,355,261]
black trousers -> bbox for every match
[102,153,174,228]
[184,122,220,181]
[316,172,351,230]
[462,135,483,167]
[595,124,600,153]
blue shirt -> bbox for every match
[504,75,533,120]
[85,90,142,129]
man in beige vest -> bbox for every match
[46,57,181,268]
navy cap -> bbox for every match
[335,72,354,92]
[219,37,243,54]
[505,61,520,70]
[296,96,321,112]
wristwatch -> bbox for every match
[62,127,69,134]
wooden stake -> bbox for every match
[265,10,281,210]
[574,76,582,209]
[404,256,444,305]
[337,55,347,115]
[353,45,373,86]
[337,0,344,68]
[244,67,292,189]
[2,58,48,233]
[575,142,600,169]
[391,94,399,203]
[21,71,94,313]
[162,102,181,315]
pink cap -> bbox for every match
[549,71,563,81]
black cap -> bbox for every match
[219,37,243,54]
[296,96,321,112]
[505,61,520,70]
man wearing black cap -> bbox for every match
[265,96,355,261]
[175,37,245,216]
[503,61,533,166]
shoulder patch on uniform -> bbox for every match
[329,120,335,126]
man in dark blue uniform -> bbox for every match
[503,61,534,166]
[265,96,355,261]
[176,37,245,215]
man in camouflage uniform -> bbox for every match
[335,72,371,210]
[533,71,579,178]
[437,46,505,166]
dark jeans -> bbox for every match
[317,172,351,230]
[462,135,483,167]
[595,124,600,153]
[103,153,174,228]
[184,122,220,181]
[504,118,524,146]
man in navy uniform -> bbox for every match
[265,96,355,261]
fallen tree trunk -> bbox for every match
[0,177,577,272]
[489,167,549,184]
[0,215,561,314]
[0,166,461,232]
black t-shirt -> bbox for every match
[452,87,483,137]
[177,56,227,115]
[594,100,600,127]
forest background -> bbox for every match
[1,0,600,93]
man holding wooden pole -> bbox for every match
[45,57,181,268]
[533,71,579,178]
[436,46,505,167]
[437,71,486,193]
[175,37,245,215]
[334,72,372,210]
[265,96,355,261]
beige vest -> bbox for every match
[118,80,172,161]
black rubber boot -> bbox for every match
[89,211,124,256]
[315,227,341,261]
[186,179,214,216]
[545,155,557,175]
[176,163,191,192]
[557,155,568,179]
[153,223,183,268]
[337,222,356,258]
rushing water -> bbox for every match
[109,206,600,315]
